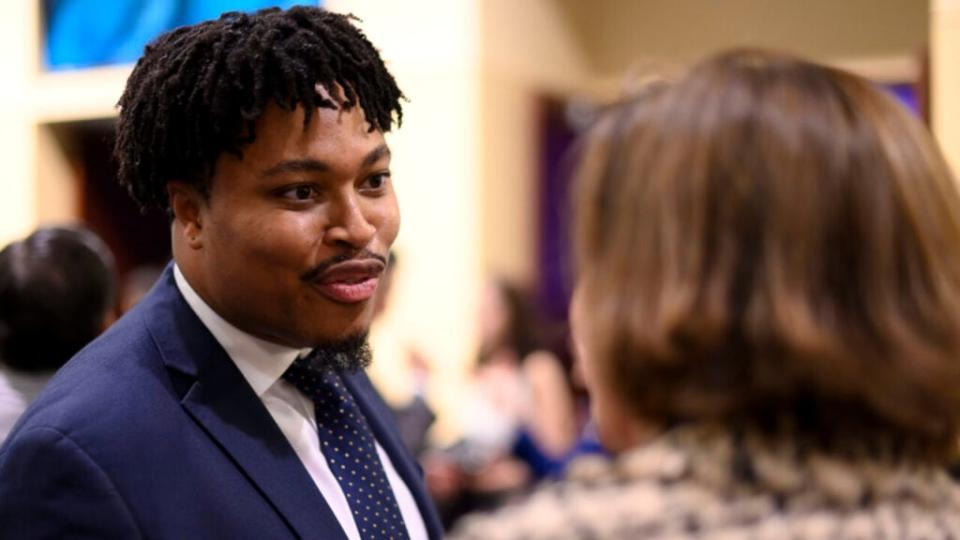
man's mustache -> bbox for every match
[300,250,388,282]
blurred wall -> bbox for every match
[560,0,928,100]
[559,0,927,77]
[479,0,592,283]
[0,3,40,247]
[933,0,960,173]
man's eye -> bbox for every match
[366,173,390,190]
[283,185,315,200]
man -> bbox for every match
[0,7,442,539]
[0,226,117,443]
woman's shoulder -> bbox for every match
[450,425,960,539]
[450,471,678,539]
[449,436,730,539]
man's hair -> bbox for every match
[115,6,404,211]
[0,226,117,372]
[575,49,960,461]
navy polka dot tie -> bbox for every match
[283,356,410,540]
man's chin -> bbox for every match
[307,331,372,373]
[307,323,371,349]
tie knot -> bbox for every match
[282,355,340,401]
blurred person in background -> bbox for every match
[454,49,960,539]
[461,279,575,478]
[0,6,442,539]
[0,225,116,443]
[429,279,576,529]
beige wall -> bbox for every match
[933,0,960,174]
[0,2,39,246]
[479,0,592,283]
[558,0,928,76]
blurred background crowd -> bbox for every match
[2,0,960,534]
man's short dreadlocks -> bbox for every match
[114,6,404,211]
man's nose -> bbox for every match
[324,194,376,248]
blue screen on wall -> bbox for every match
[45,0,319,70]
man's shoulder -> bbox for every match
[55,307,161,389]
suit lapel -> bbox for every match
[143,266,347,540]
[342,372,445,539]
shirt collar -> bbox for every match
[173,264,311,396]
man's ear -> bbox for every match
[167,181,205,249]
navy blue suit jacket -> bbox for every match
[0,266,443,539]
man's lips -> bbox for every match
[306,259,385,304]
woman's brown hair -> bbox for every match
[575,49,960,459]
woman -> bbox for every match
[453,49,960,539]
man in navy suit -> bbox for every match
[0,6,443,539]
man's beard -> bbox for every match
[306,333,372,373]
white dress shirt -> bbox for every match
[174,266,428,540]
[0,366,54,444]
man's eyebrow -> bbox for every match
[362,144,391,168]
[259,144,390,178]
[261,159,330,178]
